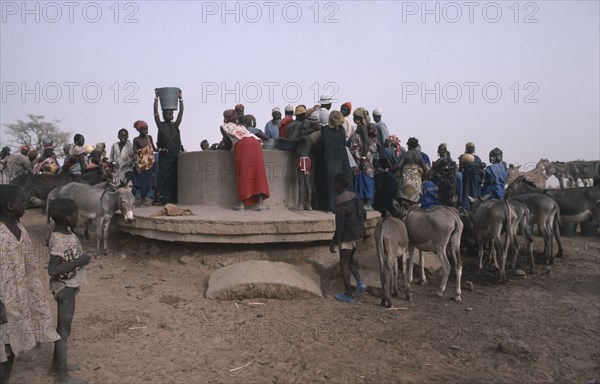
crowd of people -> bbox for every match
[0,91,509,214]
[0,94,516,383]
[199,94,508,216]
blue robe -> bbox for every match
[420,180,439,208]
[459,155,483,210]
[481,163,508,199]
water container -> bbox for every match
[262,139,277,150]
[157,87,180,110]
[580,221,599,237]
[559,222,577,237]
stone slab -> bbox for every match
[115,205,380,244]
[206,260,323,300]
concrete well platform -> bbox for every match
[115,205,381,244]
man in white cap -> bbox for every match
[318,94,333,126]
[264,107,282,140]
[278,104,295,138]
[373,107,389,153]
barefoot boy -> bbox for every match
[47,198,90,384]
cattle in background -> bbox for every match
[47,183,135,255]
[400,206,464,302]
[374,217,410,307]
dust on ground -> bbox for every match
[9,208,600,384]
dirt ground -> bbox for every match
[8,208,600,384]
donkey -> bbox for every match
[374,217,410,307]
[400,205,464,301]
[47,183,135,255]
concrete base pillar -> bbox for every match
[177,150,299,208]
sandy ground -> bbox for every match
[7,208,600,384]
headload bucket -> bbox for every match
[157,87,180,110]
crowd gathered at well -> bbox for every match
[0,90,508,216]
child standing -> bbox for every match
[109,128,134,187]
[0,185,60,384]
[329,173,367,303]
[47,198,90,384]
[67,134,87,175]
[132,120,157,206]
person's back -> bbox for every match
[333,190,366,242]
[330,173,366,303]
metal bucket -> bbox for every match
[157,87,180,110]
[559,222,577,237]
[580,221,598,237]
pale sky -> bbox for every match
[1,0,599,170]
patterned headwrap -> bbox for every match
[327,110,345,129]
[352,107,370,126]
[388,135,402,157]
[134,120,148,130]
[341,102,352,112]
[223,109,238,123]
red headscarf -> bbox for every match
[342,102,352,112]
[133,120,148,130]
[223,109,238,123]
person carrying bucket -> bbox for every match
[153,87,184,205]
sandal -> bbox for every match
[232,202,245,211]
[354,281,367,298]
[334,293,355,303]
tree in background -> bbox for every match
[2,114,71,152]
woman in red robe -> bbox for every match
[219,109,270,211]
